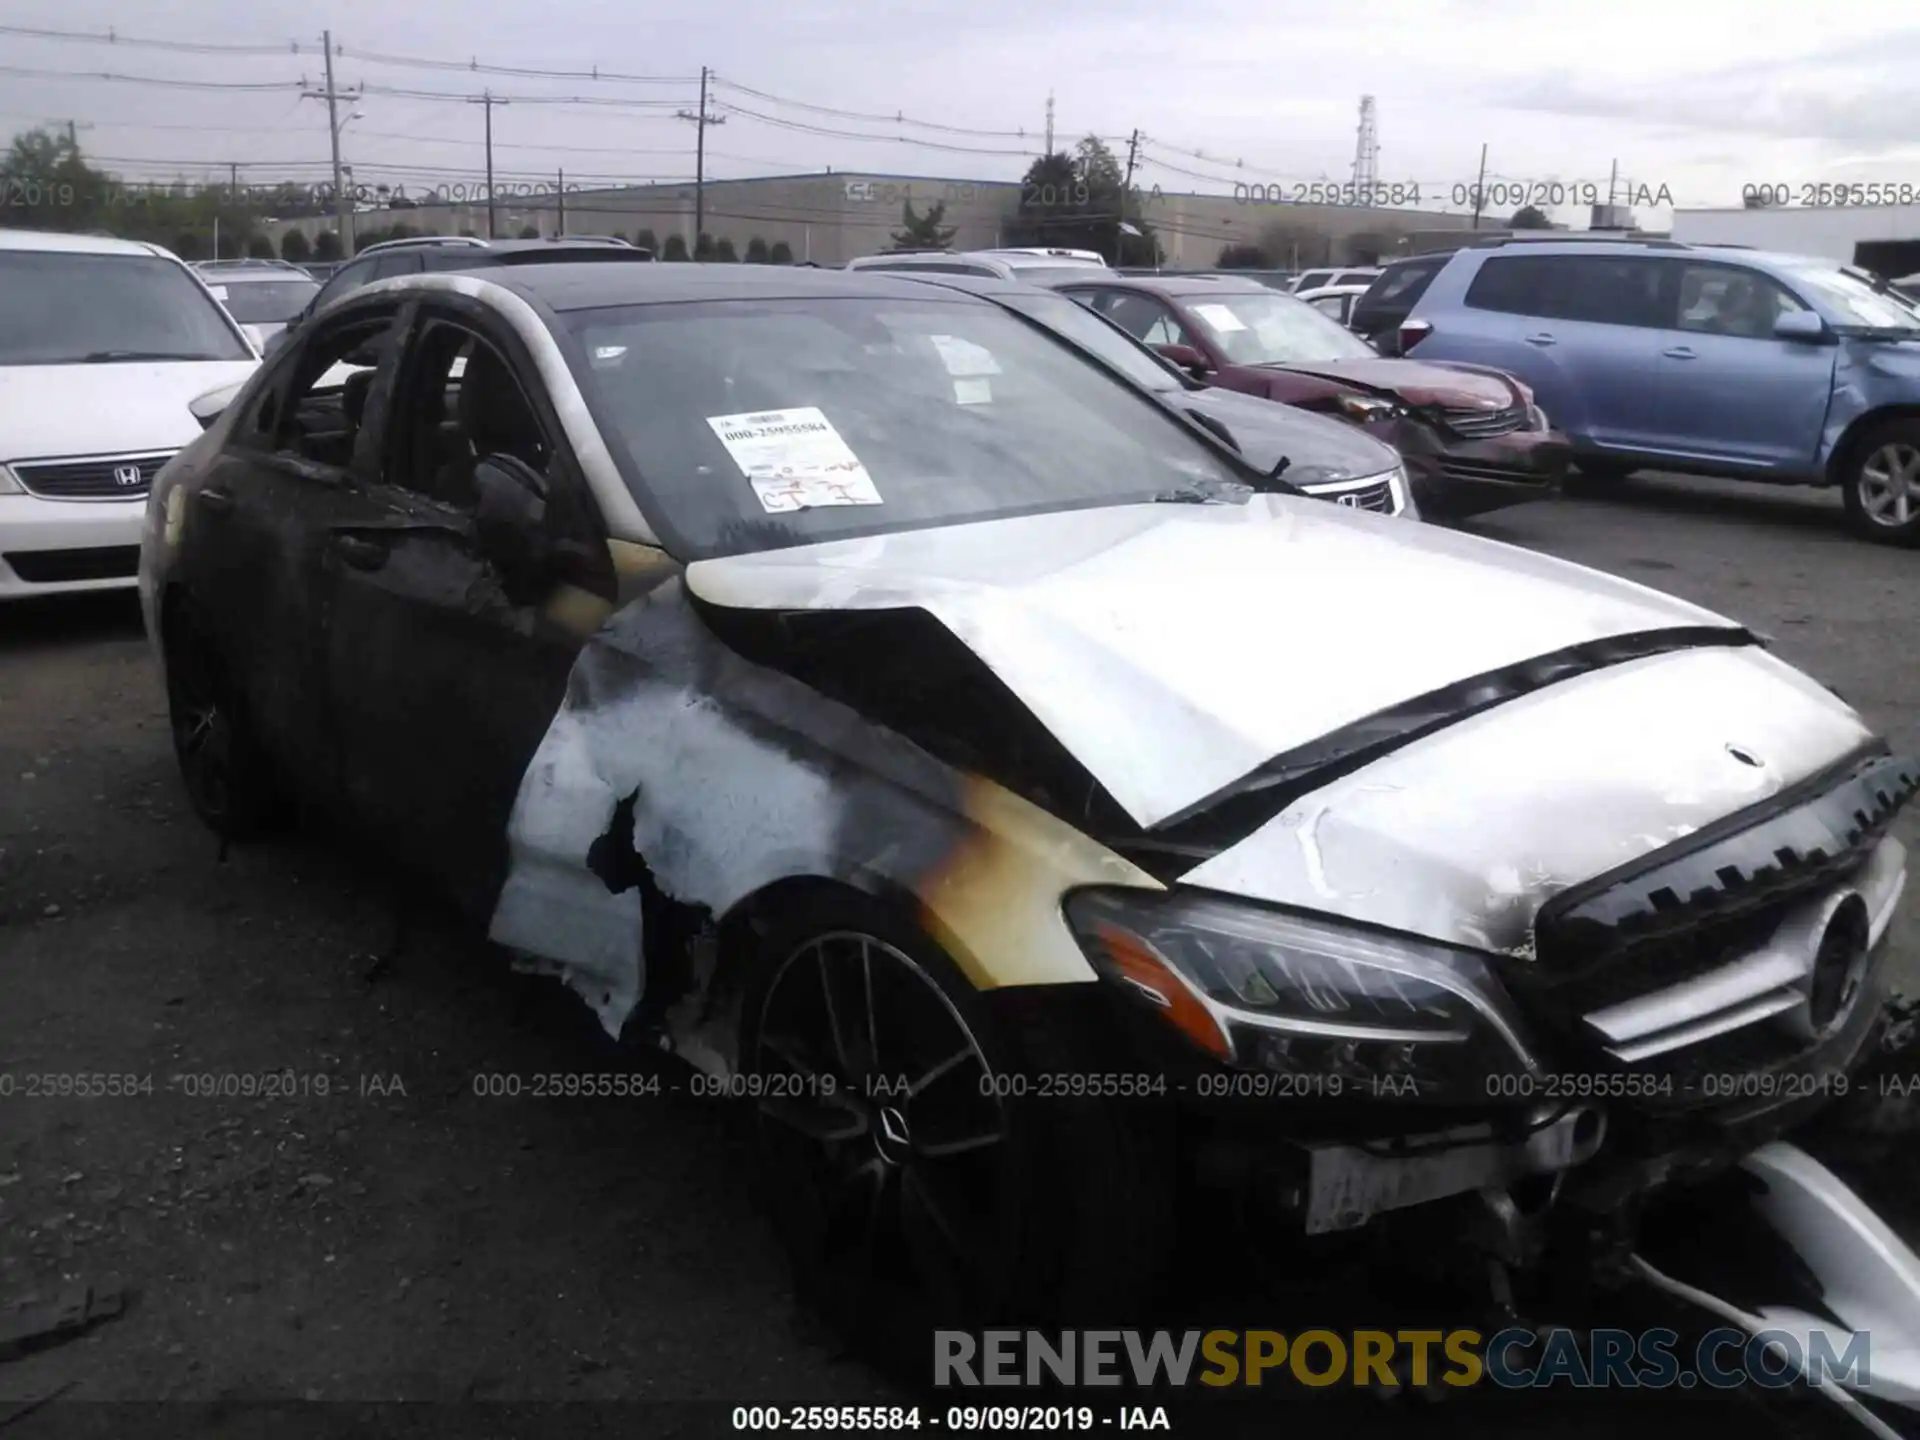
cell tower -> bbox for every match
[1352,95,1380,191]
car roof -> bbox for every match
[1293,283,1370,298]
[0,227,167,258]
[446,261,996,312]
[1032,272,1274,297]
[199,266,318,283]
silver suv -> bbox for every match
[846,247,1110,281]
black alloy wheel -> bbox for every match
[748,928,1019,1337]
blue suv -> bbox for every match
[1399,237,1920,544]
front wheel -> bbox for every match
[737,891,1173,1361]
[1843,422,1920,546]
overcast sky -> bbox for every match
[5,0,1917,229]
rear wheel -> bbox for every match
[163,597,287,840]
[1842,421,1920,546]
[738,891,1172,1360]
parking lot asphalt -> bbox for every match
[2,472,1918,1438]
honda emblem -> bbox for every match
[113,464,143,488]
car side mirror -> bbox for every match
[473,455,553,603]
[1773,310,1831,343]
[188,379,246,430]
[1156,343,1211,379]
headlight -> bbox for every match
[0,464,22,496]
[1528,404,1550,431]
[1065,887,1537,1100]
[1335,394,1401,422]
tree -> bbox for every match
[313,230,343,261]
[1510,205,1552,229]
[714,237,739,261]
[280,228,312,262]
[694,232,716,260]
[663,233,690,261]
[246,233,277,259]
[768,239,793,264]
[517,224,541,239]
[1,126,113,234]
[1005,135,1161,265]
[745,236,769,263]
[1343,229,1393,263]
[889,199,956,251]
[459,227,479,238]
[1217,243,1268,268]
[171,231,208,260]
[635,227,658,254]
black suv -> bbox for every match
[1349,252,1451,353]
[269,235,651,353]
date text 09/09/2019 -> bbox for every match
[733,1406,1171,1431]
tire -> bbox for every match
[162,597,288,841]
[1842,420,1920,546]
[1562,459,1637,497]
[736,888,1174,1362]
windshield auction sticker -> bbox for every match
[1191,303,1247,332]
[706,407,884,513]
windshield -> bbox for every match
[213,278,319,324]
[1004,294,1183,392]
[0,251,252,364]
[566,297,1246,560]
[1179,289,1378,365]
[1775,261,1920,332]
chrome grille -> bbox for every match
[1305,477,1397,513]
[1438,402,1526,439]
[13,451,174,500]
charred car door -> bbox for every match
[176,299,410,812]
[317,297,615,918]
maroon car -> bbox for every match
[1034,273,1570,518]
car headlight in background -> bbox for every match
[1528,405,1550,431]
[1335,394,1401,423]
[0,464,22,496]
[1065,887,1538,1099]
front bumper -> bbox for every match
[0,492,145,599]
[1390,419,1572,519]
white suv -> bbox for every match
[846,247,1111,280]
[0,231,260,599]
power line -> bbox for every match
[0,22,303,56]
[708,75,1040,140]
[0,63,302,93]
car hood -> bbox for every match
[1263,357,1516,407]
[1173,386,1400,483]
[0,360,261,462]
[686,493,1737,831]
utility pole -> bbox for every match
[1117,128,1139,263]
[1470,143,1488,229]
[676,68,725,250]
[300,33,361,255]
[469,91,507,238]
[323,32,350,254]
[1607,159,1618,208]
[556,168,564,236]
[1044,91,1055,154]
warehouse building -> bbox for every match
[1670,203,1920,276]
[269,170,1476,268]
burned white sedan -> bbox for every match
[140,264,1920,1384]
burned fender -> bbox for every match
[486,573,1158,1041]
